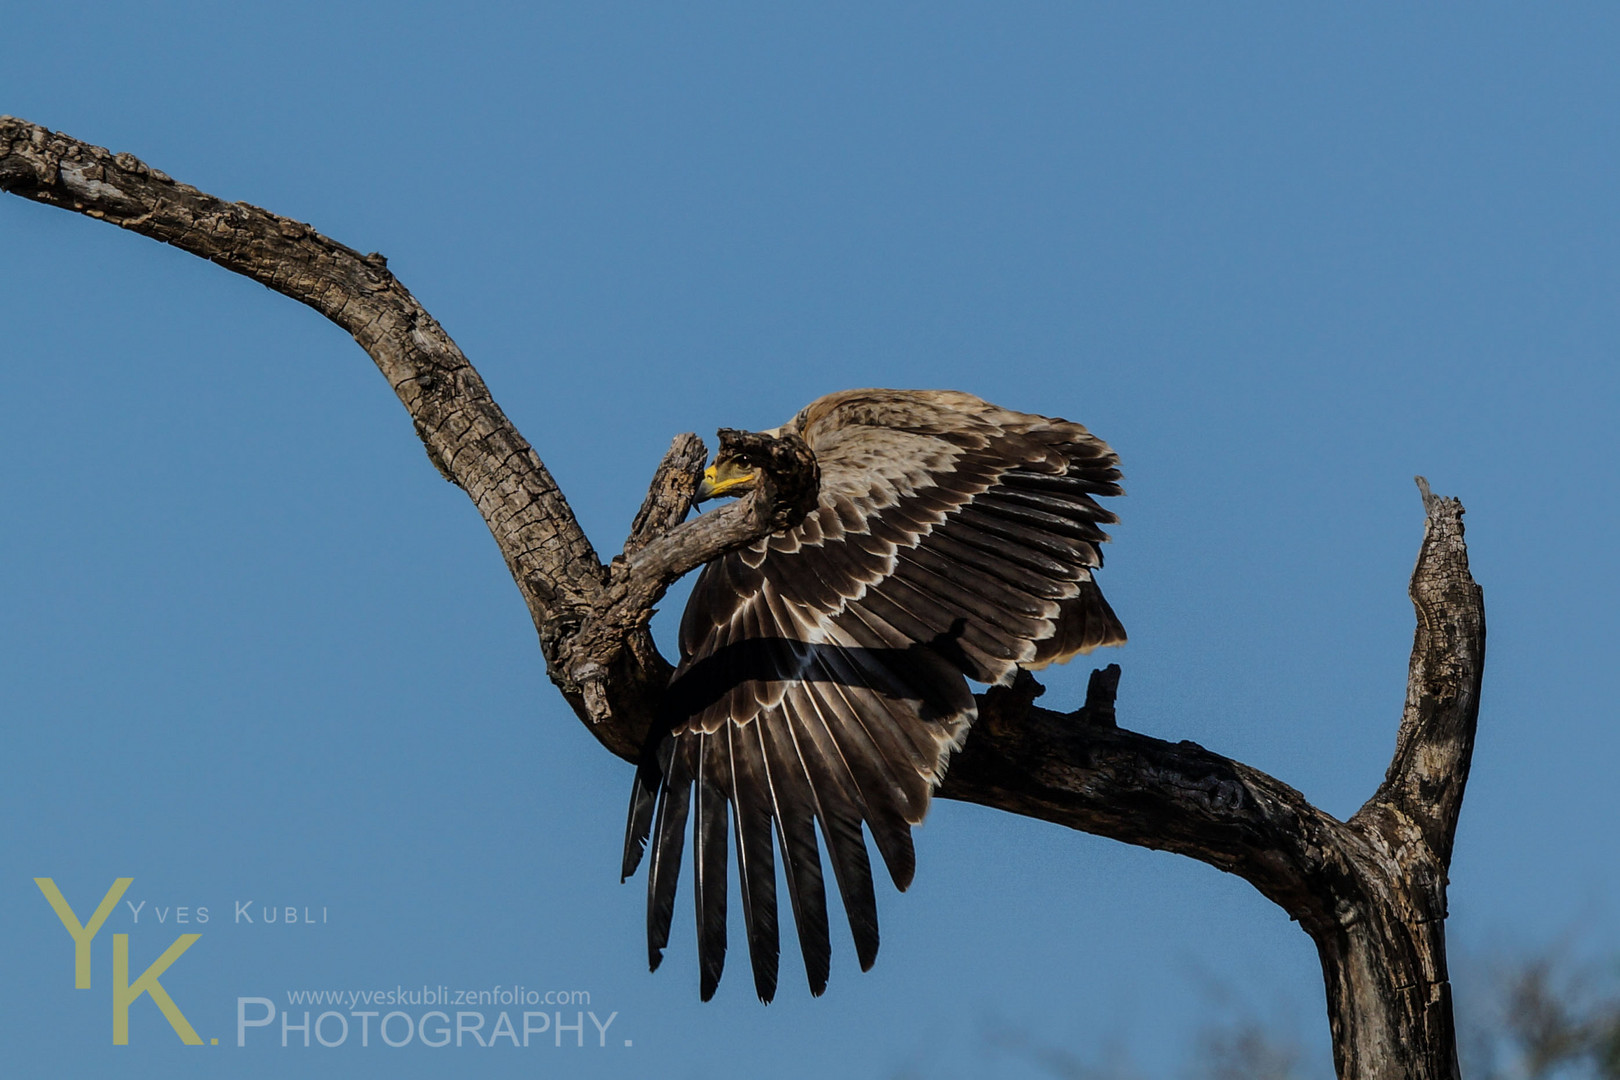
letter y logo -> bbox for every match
[35,877,131,988]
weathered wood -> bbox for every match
[2,116,1484,1079]
[565,429,820,733]
[0,115,812,761]
[943,485,1481,1080]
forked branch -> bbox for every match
[0,115,816,760]
[3,117,1483,1079]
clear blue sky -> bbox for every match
[3,4,1617,1077]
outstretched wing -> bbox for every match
[623,390,1125,1002]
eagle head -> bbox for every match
[695,455,760,502]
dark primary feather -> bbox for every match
[757,711,831,995]
[645,738,691,971]
[624,389,1126,1001]
[692,734,729,1000]
[782,684,881,969]
[727,720,781,1000]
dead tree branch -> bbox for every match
[943,485,1482,1079]
[0,115,814,761]
[2,117,1484,1080]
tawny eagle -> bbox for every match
[622,388,1125,1002]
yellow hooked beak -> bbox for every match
[696,459,759,502]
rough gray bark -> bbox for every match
[2,116,1484,1080]
[947,479,1480,1079]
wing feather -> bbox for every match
[646,737,692,972]
[783,684,881,970]
[808,656,923,890]
[693,733,729,1000]
[756,706,832,995]
[624,389,1124,998]
[727,720,780,1003]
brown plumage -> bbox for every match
[622,389,1126,1001]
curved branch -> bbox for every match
[941,672,1352,929]
[942,480,1483,921]
[617,429,820,596]
[561,429,820,740]
[0,115,605,635]
[0,115,821,760]
[942,481,1484,1080]
[6,118,1484,1078]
